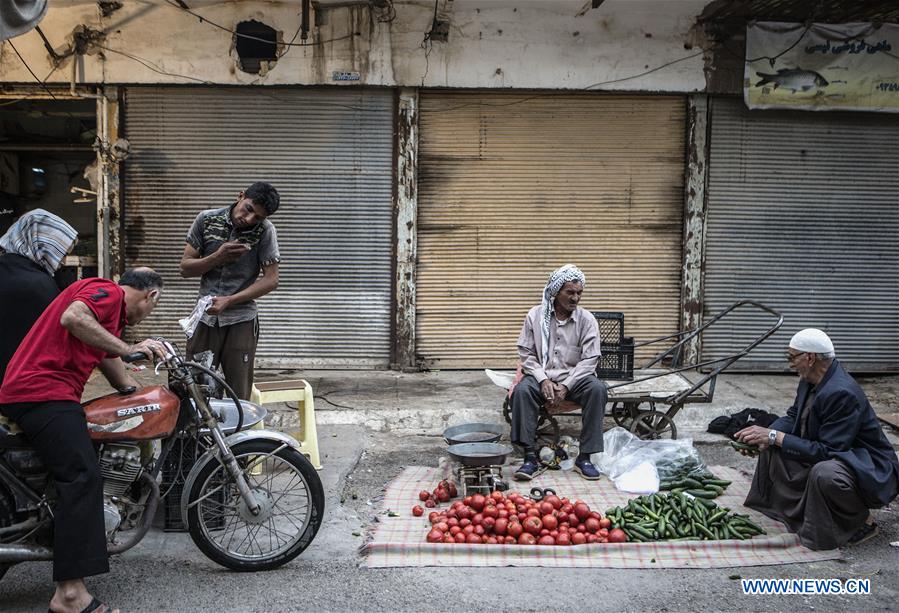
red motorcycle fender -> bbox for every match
[178,429,303,526]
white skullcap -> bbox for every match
[789,328,835,358]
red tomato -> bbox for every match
[428,512,439,523]
[518,532,537,545]
[494,518,509,535]
[527,508,541,518]
[587,534,598,543]
[482,516,496,530]
[524,517,543,535]
[483,506,498,519]
[450,526,461,536]
[539,501,554,516]
[470,494,487,512]
[466,533,482,544]
[542,514,559,531]
[435,521,449,533]
[447,517,459,527]
[589,511,601,521]
[504,535,516,545]
[447,482,458,498]
[452,500,464,510]
[538,535,556,546]
[508,522,524,538]
[454,532,467,543]
[573,503,591,521]
[419,491,431,502]
[412,505,424,517]
[424,499,436,508]
[608,528,628,543]
[486,536,498,545]
[556,532,571,546]
[435,488,450,503]
[498,509,509,519]
[568,515,580,528]
[577,525,587,533]
[463,525,475,535]
[585,518,601,534]
[474,525,485,536]
[459,518,471,528]
[491,491,504,502]
[463,496,473,506]
[558,512,569,524]
[457,507,472,520]
[599,517,612,530]
[472,513,484,526]
[544,495,562,510]
[598,528,609,538]
[572,532,587,545]
[517,512,527,522]
[561,503,574,515]
[539,529,549,536]
[427,529,443,543]
[600,538,608,543]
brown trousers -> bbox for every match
[187,318,259,400]
[744,446,869,550]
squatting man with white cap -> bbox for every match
[735,328,899,550]
[510,264,607,481]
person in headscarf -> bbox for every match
[736,329,899,550]
[0,208,78,385]
[510,264,606,480]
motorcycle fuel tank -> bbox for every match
[83,386,180,442]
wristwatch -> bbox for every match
[768,429,778,446]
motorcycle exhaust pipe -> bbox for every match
[0,542,54,562]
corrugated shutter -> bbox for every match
[122,87,394,367]
[416,92,686,368]
[702,97,899,371]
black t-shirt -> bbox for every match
[0,253,60,386]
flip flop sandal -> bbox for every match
[48,596,113,613]
[848,522,878,546]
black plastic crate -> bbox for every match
[597,336,634,381]
[160,438,225,532]
[591,311,624,345]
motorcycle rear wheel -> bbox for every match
[186,439,324,571]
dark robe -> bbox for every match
[745,359,899,549]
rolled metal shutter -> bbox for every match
[702,97,899,371]
[122,87,394,367]
[416,92,686,368]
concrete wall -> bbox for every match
[0,0,711,92]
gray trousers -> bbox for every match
[744,447,869,550]
[187,318,259,400]
[510,375,607,454]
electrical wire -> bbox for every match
[95,44,216,84]
[7,40,57,100]
[162,0,358,47]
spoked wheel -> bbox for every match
[610,401,639,429]
[629,409,678,440]
[502,397,512,425]
[186,439,324,571]
[0,485,15,581]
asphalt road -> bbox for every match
[2,426,897,612]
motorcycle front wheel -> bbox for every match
[185,439,324,571]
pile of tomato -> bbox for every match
[412,488,628,546]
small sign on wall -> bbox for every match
[332,70,361,82]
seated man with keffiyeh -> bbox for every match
[510,264,606,481]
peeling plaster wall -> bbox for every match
[0,0,709,91]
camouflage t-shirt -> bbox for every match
[186,205,280,327]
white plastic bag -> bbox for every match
[613,460,660,495]
[179,295,214,339]
[591,426,708,484]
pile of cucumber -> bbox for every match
[605,492,766,542]
[659,472,731,499]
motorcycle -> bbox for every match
[0,338,324,578]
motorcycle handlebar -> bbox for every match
[122,352,150,363]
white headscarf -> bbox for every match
[0,208,77,275]
[540,264,586,367]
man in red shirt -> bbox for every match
[0,268,167,613]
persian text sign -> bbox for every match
[745,22,899,112]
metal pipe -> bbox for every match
[0,542,54,563]
[107,471,159,555]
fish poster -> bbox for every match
[745,22,899,113]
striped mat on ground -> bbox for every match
[361,465,842,568]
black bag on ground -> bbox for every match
[707,408,780,440]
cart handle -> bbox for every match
[606,300,783,405]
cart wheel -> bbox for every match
[629,410,677,440]
[610,401,639,429]
[502,397,512,425]
[536,412,560,446]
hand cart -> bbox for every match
[500,300,783,441]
